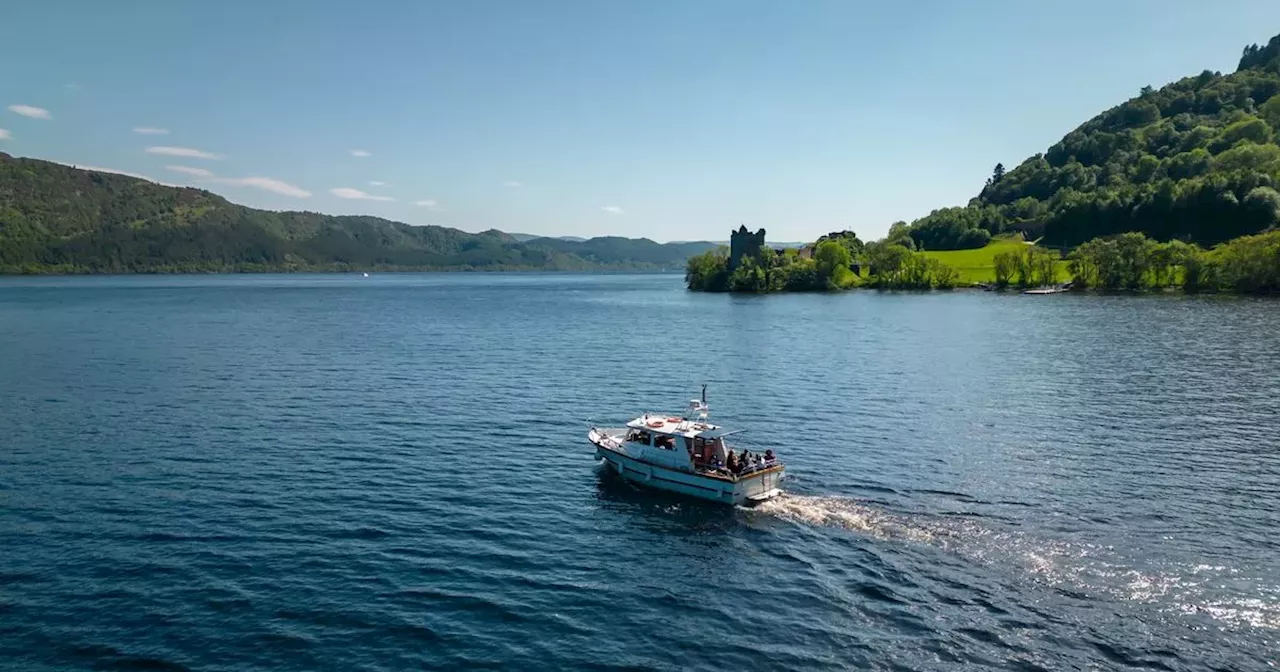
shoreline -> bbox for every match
[0,267,686,277]
[688,284,1279,297]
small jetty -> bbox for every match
[1023,282,1072,295]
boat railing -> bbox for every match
[738,458,781,475]
[590,427,624,450]
[697,457,782,480]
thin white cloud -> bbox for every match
[146,146,222,160]
[166,165,213,177]
[63,83,82,92]
[369,180,387,187]
[331,187,394,201]
[503,180,524,188]
[209,176,311,198]
[350,149,371,158]
[8,105,51,120]
[134,127,169,135]
[415,199,439,208]
[601,206,624,215]
[0,129,10,140]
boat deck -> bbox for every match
[625,414,721,437]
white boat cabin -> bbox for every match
[615,398,777,477]
[623,412,738,473]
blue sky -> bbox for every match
[2,1,1279,243]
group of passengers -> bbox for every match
[706,448,775,476]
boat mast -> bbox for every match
[687,383,710,424]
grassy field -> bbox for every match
[922,237,1070,285]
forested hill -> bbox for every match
[0,153,715,273]
[903,32,1280,251]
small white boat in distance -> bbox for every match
[588,387,784,506]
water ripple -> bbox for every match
[1,274,1277,671]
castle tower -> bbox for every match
[728,225,766,270]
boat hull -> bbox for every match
[590,435,783,506]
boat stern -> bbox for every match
[732,464,785,505]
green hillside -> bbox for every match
[903,33,1280,251]
[0,153,714,273]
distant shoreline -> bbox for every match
[0,267,687,277]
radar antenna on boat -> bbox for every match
[687,383,710,424]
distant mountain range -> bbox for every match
[674,240,807,248]
[511,233,806,249]
[0,153,720,274]
[507,233,588,243]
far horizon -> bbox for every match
[2,1,1278,243]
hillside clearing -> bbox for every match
[922,238,1069,285]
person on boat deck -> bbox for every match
[764,449,775,463]
[726,450,737,473]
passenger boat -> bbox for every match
[587,387,784,506]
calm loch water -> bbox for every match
[1,274,1277,671]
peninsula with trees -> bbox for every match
[687,33,1280,295]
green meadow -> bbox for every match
[922,237,1070,285]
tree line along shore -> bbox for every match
[689,33,1280,296]
[684,228,1280,294]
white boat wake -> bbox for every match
[749,494,940,544]
[749,493,1280,631]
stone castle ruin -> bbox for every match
[728,225,766,270]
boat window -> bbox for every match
[631,430,652,445]
[694,436,723,454]
[654,435,675,450]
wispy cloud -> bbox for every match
[209,176,311,198]
[350,149,371,158]
[331,187,394,201]
[601,206,624,215]
[63,83,82,92]
[0,129,10,140]
[146,146,222,160]
[369,180,387,187]
[134,127,169,135]
[166,165,213,177]
[8,104,51,120]
[414,199,439,209]
[503,180,524,188]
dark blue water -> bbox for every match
[1,274,1277,671]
